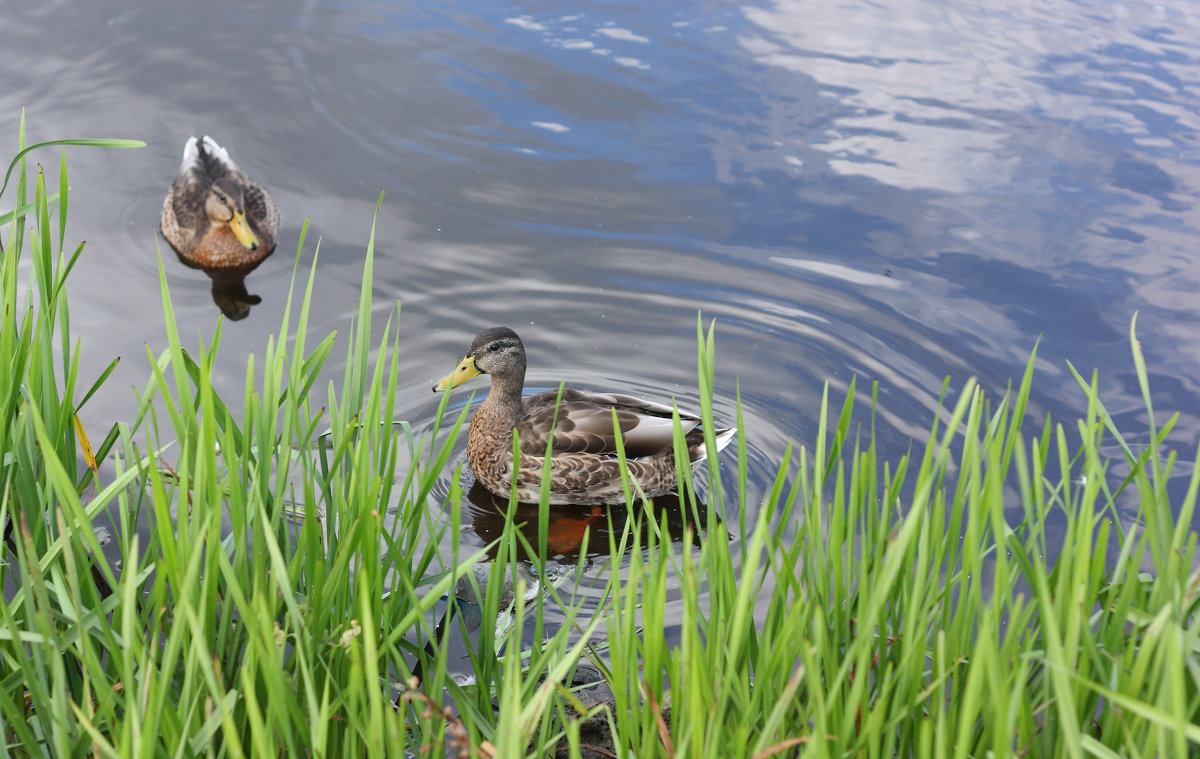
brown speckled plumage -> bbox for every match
[161,136,278,271]
[434,327,736,506]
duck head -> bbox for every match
[434,326,527,392]
[205,177,260,251]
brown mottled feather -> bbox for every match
[161,136,279,271]
[438,327,736,506]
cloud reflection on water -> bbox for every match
[732,0,1200,456]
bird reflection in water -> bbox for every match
[405,481,718,688]
[462,480,713,563]
[181,258,264,321]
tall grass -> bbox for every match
[1,120,1197,758]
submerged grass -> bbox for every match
[1,121,1198,757]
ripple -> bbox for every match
[5,0,1200,673]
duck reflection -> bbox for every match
[405,482,717,686]
[462,480,713,563]
[180,261,264,321]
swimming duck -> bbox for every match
[433,327,736,506]
[161,136,279,270]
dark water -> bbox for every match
[3,0,1199,640]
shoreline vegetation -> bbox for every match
[2,125,1197,757]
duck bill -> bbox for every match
[229,211,260,250]
[433,355,481,392]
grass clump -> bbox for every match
[0,119,1198,758]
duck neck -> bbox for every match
[484,368,526,422]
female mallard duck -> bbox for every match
[433,327,736,506]
[161,136,279,270]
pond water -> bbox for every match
[3,0,1199,657]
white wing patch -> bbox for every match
[621,414,681,454]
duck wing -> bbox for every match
[165,137,221,233]
[515,389,699,458]
[243,181,279,239]
[163,174,211,246]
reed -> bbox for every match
[0,119,1196,757]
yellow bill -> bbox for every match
[229,211,260,250]
[433,355,481,392]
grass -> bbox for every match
[0,118,1198,757]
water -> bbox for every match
[3,0,1198,651]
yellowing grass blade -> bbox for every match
[73,413,98,477]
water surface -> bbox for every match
[3,0,1198,654]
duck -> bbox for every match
[433,326,736,506]
[161,136,279,271]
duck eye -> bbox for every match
[488,343,501,352]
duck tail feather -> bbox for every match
[197,135,239,173]
[686,426,738,465]
[712,427,737,453]
[178,136,200,173]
